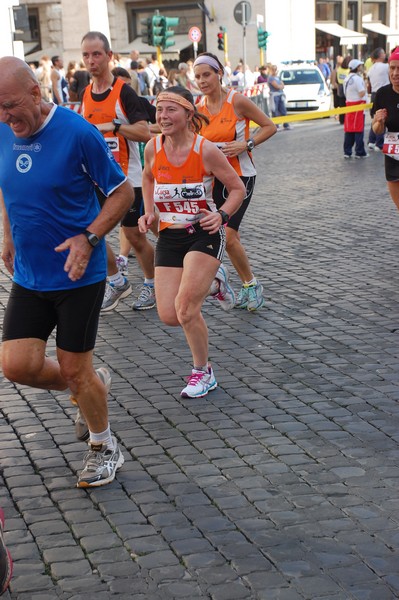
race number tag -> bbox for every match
[105,136,120,164]
[154,182,208,228]
[383,132,399,161]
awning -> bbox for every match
[316,22,367,45]
[118,34,192,56]
[362,21,399,44]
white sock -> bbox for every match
[118,254,128,265]
[89,426,114,450]
[193,364,208,372]
[144,278,154,286]
[109,272,125,287]
[244,277,257,287]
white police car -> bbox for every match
[278,62,331,112]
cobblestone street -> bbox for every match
[1,116,399,599]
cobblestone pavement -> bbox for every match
[1,117,399,600]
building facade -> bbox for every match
[5,0,399,68]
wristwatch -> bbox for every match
[112,118,122,135]
[84,230,101,247]
[217,209,230,225]
[246,138,255,151]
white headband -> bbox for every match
[193,56,223,73]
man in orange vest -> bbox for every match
[81,31,156,314]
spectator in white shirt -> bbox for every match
[343,59,368,158]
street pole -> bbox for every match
[243,22,246,88]
[234,0,251,87]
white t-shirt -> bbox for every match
[145,63,159,89]
[368,62,389,93]
[244,69,256,89]
[344,73,366,102]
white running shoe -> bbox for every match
[235,282,265,311]
[101,278,132,312]
[132,284,156,310]
[211,264,235,311]
[246,282,265,311]
[181,365,217,398]
[77,436,124,488]
[235,286,249,309]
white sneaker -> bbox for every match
[246,282,265,311]
[211,264,235,311]
[368,142,376,150]
[235,286,249,309]
[181,365,217,398]
[101,278,132,312]
[132,284,156,310]
[77,436,124,488]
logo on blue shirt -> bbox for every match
[16,154,32,173]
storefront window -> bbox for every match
[363,2,386,23]
[316,1,341,22]
[13,6,40,44]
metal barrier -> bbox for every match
[62,83,271,116]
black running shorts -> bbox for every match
[385,156,399,182]
[155,223,226,268]
[121,186,144,227]
[2,280,106,353]
[212,175,256,231]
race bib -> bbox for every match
[105,136,120,164]
[383,132,399,161]
[154,182,207,228]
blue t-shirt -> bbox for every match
[0,105,126,291]
[268,75,283,95]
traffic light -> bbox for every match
[257,28,269,50]
[151,15,164,47]
[160,16,179,49]
[140,17,153,45]
[217,27,226,51]
[141,13,180,49]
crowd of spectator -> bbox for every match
[28,49,280,104]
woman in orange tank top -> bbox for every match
[138,87,245,399]
[194,53,277,311]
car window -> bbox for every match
[280,69,324,85]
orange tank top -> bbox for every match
[152,134,216,231]
[198,89,256,177]
[82,78,133,179]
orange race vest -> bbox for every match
[198,89,256,177]
[82,78,129,175]
[152,134,216,230]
